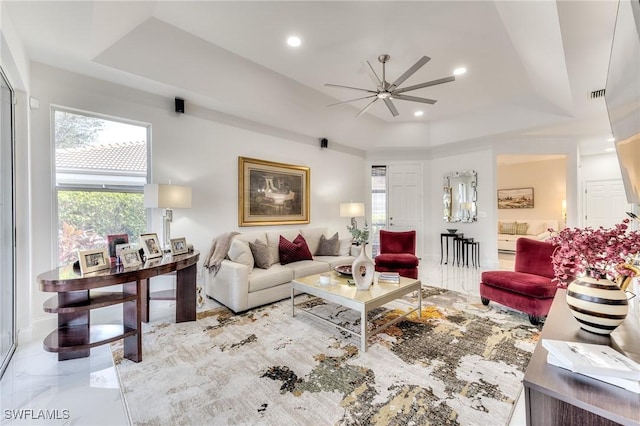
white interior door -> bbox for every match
[387,163,423,256]
[584,179,631,228]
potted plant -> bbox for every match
[547,219,640,334]
[548,219,640,285]
[347,220,370,246]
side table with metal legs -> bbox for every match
[440,232,463,265]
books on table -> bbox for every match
[542,339,640,393]
[378,272,400,283]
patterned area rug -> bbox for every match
[111,286,539,425]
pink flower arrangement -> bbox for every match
[548,219,640,284]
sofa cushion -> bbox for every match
[375,253,419,268]
[228,239,254,271]
[301,227,328,254]
[249,240,273,269]
[500,222,517,235]
[248,264,294,293]
[284,259,331,278]
[515,222,529,235]
[314,255,355,269]
[527,221,547,235]
[339,237,353,256]
[279,234,313,265]
[315,232,340,256]
[267,230,300,264]
[481,270,557,298]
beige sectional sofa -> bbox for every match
[205,227,355,312]
[497,219,558,252]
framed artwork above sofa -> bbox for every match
[238,157,310,226]
[498,187,534,209]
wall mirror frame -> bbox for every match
[443,170,477,223]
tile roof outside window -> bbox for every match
[55,141,146,173]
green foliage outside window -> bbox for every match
[57,191,146,265]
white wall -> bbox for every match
[27,63,366,335]
[428,148,496,266]
[1,4,34,340]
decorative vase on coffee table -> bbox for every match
[352,242,374,291]
[566,273,629,335]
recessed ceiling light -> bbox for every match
[414,111,424,117]
[608,137,615,142]
[453,67,467,76]
[287,36,301,47]
[606,147,615,152]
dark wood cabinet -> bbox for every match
[523,289,640,425]
[38,251,199,362]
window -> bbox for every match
[54,109,149,265]
[371,166,387,257]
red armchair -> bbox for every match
[480,238,558,325]
[374,230,419,279]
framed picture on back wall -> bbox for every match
[238,157,310,226]
[497,187,534,209]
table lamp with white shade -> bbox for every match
[144,183,192,250]
[340,202,365,229]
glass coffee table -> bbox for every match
[291,272,422,352]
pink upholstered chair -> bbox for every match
[480,238,558,325]
[374,230,419,279]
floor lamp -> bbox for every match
[144,183,192,251]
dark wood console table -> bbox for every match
[523,289,640,425]
[37,250,200,362]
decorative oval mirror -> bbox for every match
[443,171,477,223]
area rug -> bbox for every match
[111,286,540,425]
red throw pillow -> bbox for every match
[279,234,313,265]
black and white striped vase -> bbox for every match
[566,274,628,335]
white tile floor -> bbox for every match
[1,257,525,426]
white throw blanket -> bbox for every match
[203,232,239,276]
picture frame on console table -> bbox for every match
[78,248,110,274]
[120,248,142,268]
[238,156,310,226]
[170,237,188,255]
[497,187,534,209]
[107,234,129,263]
[140,233,163,259]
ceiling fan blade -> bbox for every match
[324,83,378,94]
[355,98,378,117]
[391,94,437,104]
[327,95,377,107]
[394,76,455,94]
[383,98,399,117]
[389,56,430,91]
[364,60,382,87]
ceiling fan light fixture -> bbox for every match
[287,36,301,47]
[453,67,467,76]
[326,54,457,117]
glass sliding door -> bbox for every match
[0,67,15,379]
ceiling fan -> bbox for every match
[325,54,456,118]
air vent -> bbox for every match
[590,89,606,99]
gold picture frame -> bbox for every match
[238,157,310,226]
